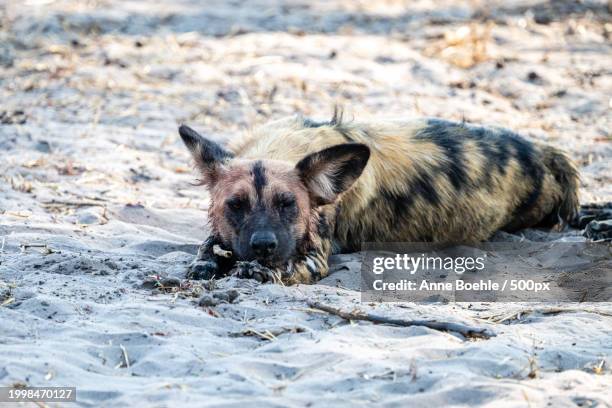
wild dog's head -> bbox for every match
[179,125,369,267]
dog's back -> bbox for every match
[230,115,579,249]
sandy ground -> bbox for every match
[1,0,611,406]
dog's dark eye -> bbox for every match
[226,198,248,212]
[275,194,296,210]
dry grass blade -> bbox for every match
[483,308,612,323]
[592,359,606,375]
[20,243,55,255]
[232,326,307,341]
[118,344,130,369]
[245,329,277,341]
[1,297,15,307]
[41,199,107,208]
[424,22,494,68]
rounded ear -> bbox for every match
[178,125,233,186]
[296,143,370,206]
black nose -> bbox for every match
[250,231,278,257]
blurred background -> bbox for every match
[1,0,611,214]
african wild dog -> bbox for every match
[178,113,580,284]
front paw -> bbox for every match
[187,260,220,280]
[231,261,280,283]
[584,219,612,242]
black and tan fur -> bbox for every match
[179,113,580,284]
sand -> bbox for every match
[1,0,611,406]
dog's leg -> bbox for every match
[187,235,235,280]
[284,209,335,284]
[284,245,332,285]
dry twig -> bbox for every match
[307,301,495,339]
